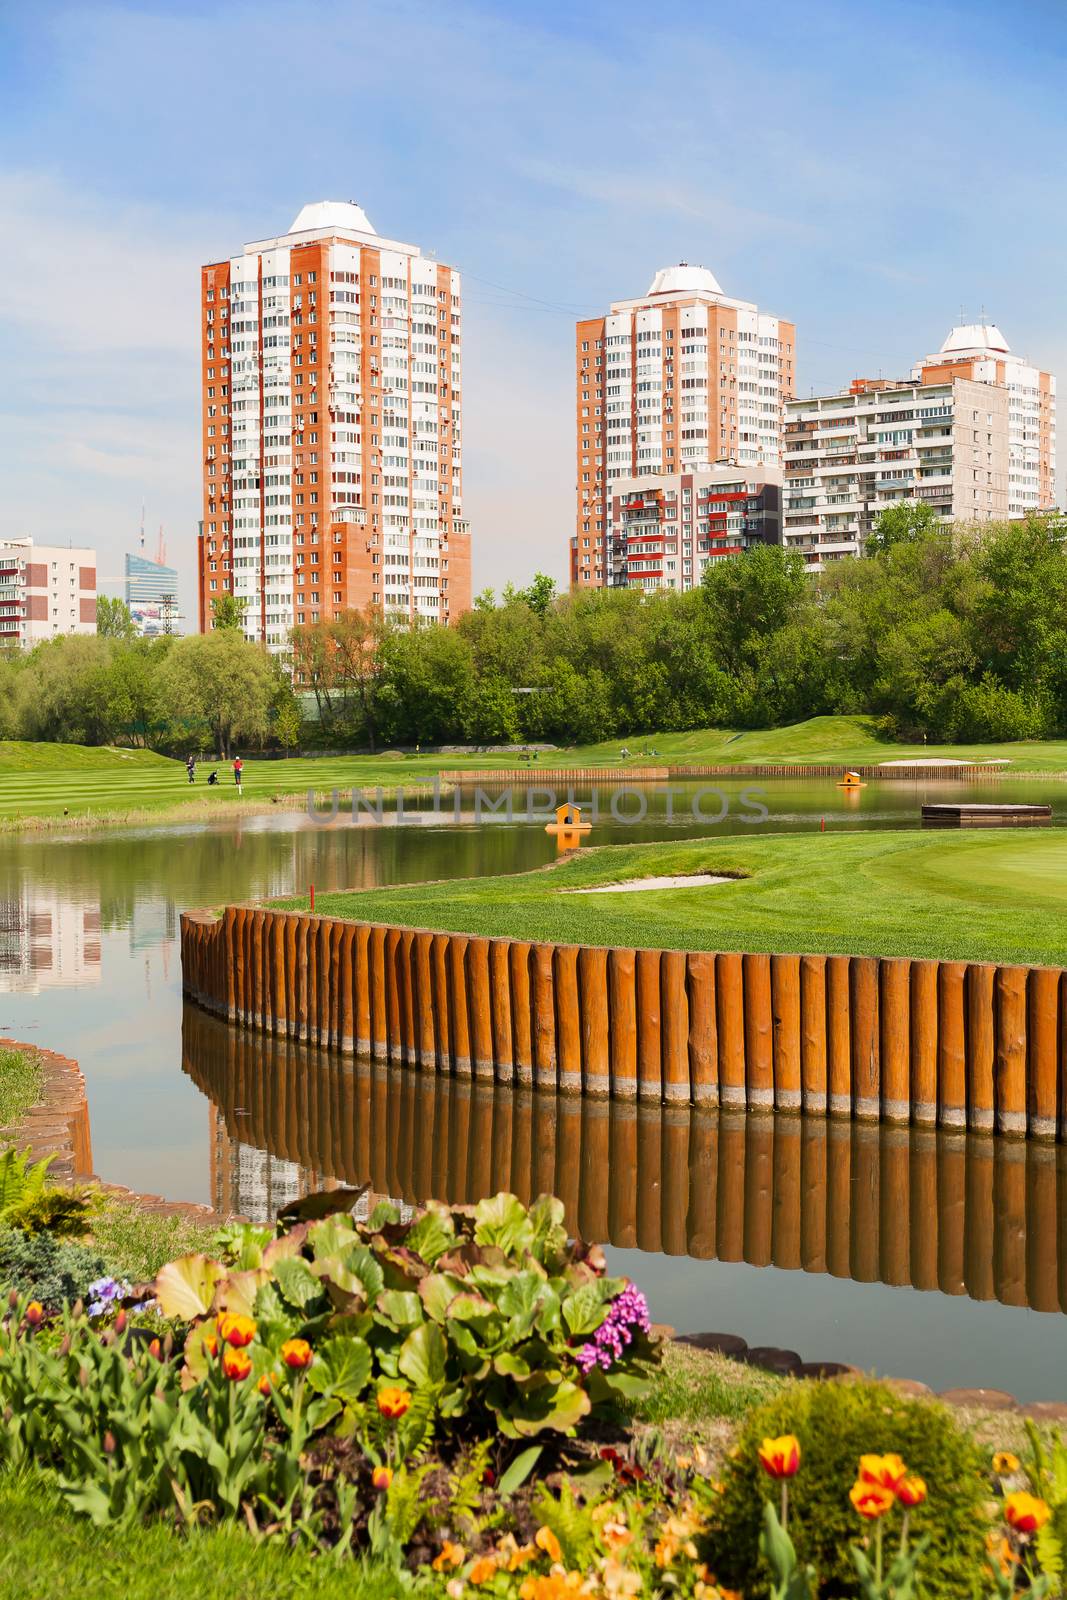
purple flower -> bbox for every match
[575,1283,651,1374]
[87,1276,127,1317]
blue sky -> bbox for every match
[1,0,1065,611]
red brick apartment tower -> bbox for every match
[198,202,470,646]
[572,265,795,588]
[912,322,1056,517]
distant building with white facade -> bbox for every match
[912,323,1056,518]
[0,539,97,647]
[573,264,796,588]
[611,465,782,592]
[782,376,1010,567]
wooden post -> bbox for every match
[448,934,472,1077]
[608,948,638,1101]
[826,956,852,1117]
[338,922,356,1052]
[555,945,582,1094]
[431,933,453,1070]
[489,940,515,1084]
[383,927,402,1064]
[771,953,802,1113]
[910,959,939,1125]
[965,964,995,1133]
[850,957,880,1121]
[509,942,533,1088]
[578,945,611,1098]
[1027,967,1060,1139]
[742,952,774,1111]
[636,949,662,1103]
[369,925,388,1060]
[937,962,967,1130]
[415,930,436,1070]
[800,954,828,1115]
[995,966,1028,1136]
[531,943,557,1091]
[686,952,717,1105]
[879,958,910,1124]
[715,953,746,1108]
[467,937,494,1080]
[660,950,690,1104]
[354,924,372,1055]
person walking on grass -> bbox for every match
[233,754,243,794]
[186,754,196,784]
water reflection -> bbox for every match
[182,1003,1066,1317]
[0,886,102,993]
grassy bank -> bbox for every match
[0,1047,43,1130]
[274,829,1067,965]
[2,716,1066,829]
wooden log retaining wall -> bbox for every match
[440,763,1009,784]
[182,1002,1067,1315]
[181,908,1067,1138]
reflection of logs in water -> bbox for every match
[182,1003,1066,1314]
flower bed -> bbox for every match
[0,1181,1064,1596]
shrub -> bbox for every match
[706,1378,989,1597]
[0,1230,105,1309]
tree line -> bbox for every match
[2,507,1066,753]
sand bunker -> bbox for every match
[569,873,733,894]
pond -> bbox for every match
[1,773,1065,1395]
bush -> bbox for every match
[706,1378,989,1597]
[0,1231,105,1309]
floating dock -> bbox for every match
[921,803,1052,828]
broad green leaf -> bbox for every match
[273,1257,323,1310]
[445,1291,496,1325]
[528,1195,568,1264]
[367,1200,401,1230]
[418,1271,470,1323]
[305,1335,372,1403]
[376,1289,423,1329]
[562,1283,608,1337]
[473,1193,534,1258]
[497,1445,542,1497]
[398,1321,447,1388]
[404,1204,456,1266]
[314,1242,384,1302]
[494,1350,531,1378]
[306,1215,357,1262]
[215,1266,270,1318]
[508,1379,590,1438]
[154,1254,225,1320]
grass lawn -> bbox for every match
[3,716,1067,829]
[0,1471,399,1600]
[88,1198,217,1285]
[275,828,1067,966]
[0,1047,43,1129]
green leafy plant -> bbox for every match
[0,1147,96,1238]
[155,1192,661,1446]
[0,1230,106,1308]
[708,1380,989,1598]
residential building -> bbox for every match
[0,538,96,647]
[198,201,470,649]
[782,376,1010,567]
[0,889,102,996]
[913,323,1056,517]
[572,264,796,588]
[611,465,782,593]
[124,551,179,635]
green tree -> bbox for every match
[274,702,302,756]
[157,631,279,757]
[866,499,941,555]
[520,573,558,617]
[210,593,247,631]
[96,597,136,640]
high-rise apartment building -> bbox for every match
[198,201,470,648]
[782,376,1010,567]
[572,264,795,588]
[611,465,782,593]
[0,539,97,647]
[912,323,1056,517]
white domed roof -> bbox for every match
[647,262,723,297]
[289,200,376,236]
[939,322,1010,355]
